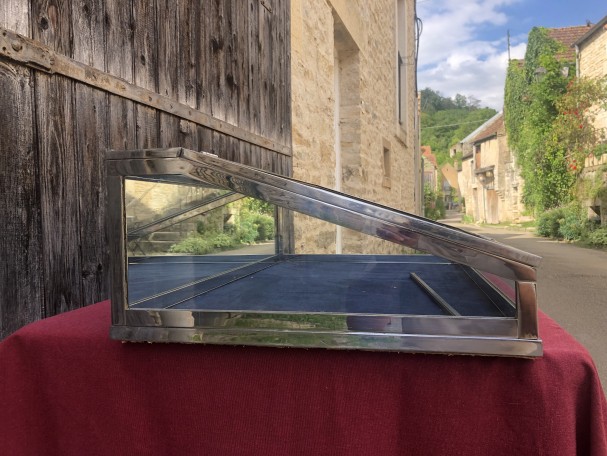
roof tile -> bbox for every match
[547,25,592,60]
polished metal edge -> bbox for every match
[104,147,542,354]
[121,308,519,337]
[110,325,543,358]
[104,149,540,281]
[106,174,128,326]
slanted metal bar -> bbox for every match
[410,273,461,316]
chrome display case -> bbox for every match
[105,148,542,357]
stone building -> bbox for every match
[290,0,420,253]
[421,146,438,190]
[458,112,524,223]
[574,15,607,132]
[574,15,607,225]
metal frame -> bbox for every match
[105,148,542,357]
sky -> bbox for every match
[416,0,607,110]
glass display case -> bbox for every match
[105,148,542,357]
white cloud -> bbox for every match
[417,0,527,109]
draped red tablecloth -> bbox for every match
[1,300,606,456]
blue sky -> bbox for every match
[417,0,607,109]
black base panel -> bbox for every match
[127,255,511,317]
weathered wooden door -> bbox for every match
[486,189,499,224]
[0,0,292,339]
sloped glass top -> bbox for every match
[106,147,541,284]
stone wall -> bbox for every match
[578,25,607,132]
[458,121,525,223]
[290,0,418,254]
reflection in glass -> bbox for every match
[123,179,514,319]
[125,178,276,307]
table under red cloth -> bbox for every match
[1,301,606,456]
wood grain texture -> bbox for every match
[157,0,180,148]
[0,57,43,339]
[0,0,29,33]
[104,0,136,150]
[133,0,158,148]
[177,0,198,109]
[72,0,110,305]
[32,0,83,317]
[0,0,292,338]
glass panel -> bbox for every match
[293,212,413,255]
[125,178,277,308]
[122,175,515,318]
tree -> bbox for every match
[454,94,468,109]
[420,87,496,167]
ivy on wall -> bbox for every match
[504,27,607,214]
[504,27,575,212]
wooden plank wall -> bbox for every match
[0,0,291,339]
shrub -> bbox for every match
[557,204,585,241]
[423,185,445,220]
[253,213,275,241]
[210,233,236,249]
[461,214,474,224]
[235,212,259,244]
[536,207,564,238]
[169,236,213,255]
[170,233,237,255]
[586,228,607,247]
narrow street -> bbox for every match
[442,211,607,393]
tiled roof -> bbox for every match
[547,25,592,61]
[573,15,607,48]
[470,112,504,144]
[421,146,438,168]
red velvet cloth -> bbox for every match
[1,301,606,456]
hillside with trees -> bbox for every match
[420,88,497,166]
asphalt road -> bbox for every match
[442,211,607,393]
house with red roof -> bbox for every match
[458,112,525,223]
[421,145,439,191]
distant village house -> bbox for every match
[457,112,524,224]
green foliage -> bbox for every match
[504,27,607,215]
[504,60,526,149]
[253,213,275,241]
[423,184,445,220]
[169,234,237,255]
[536,206,565,238]
[586,228,607,247]
[171,197,275,254]
[241,197,274,216]
[461,213,474,224]
[557,203,585,241]
[420,88,497,166]
[553,77,607,173]
[536,202,591,241]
